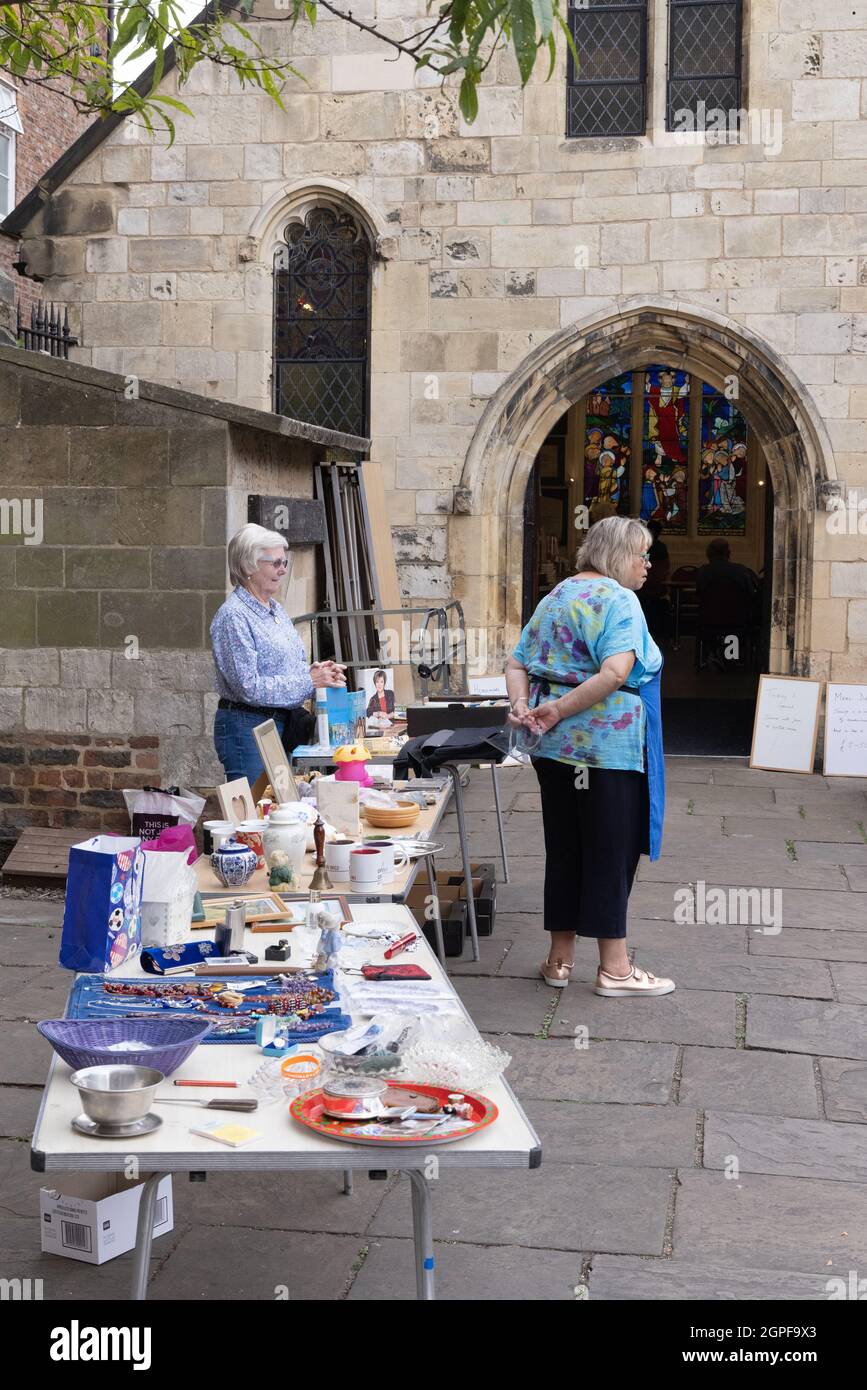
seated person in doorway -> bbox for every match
[695,539,759,670]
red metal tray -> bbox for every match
[290,1081,498,1147]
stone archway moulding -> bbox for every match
[457,297,837,675]
[246,178,395,265]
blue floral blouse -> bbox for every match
[512,576,663,771]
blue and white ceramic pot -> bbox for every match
[210,838,257,888]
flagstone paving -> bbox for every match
[0,757,865,1300]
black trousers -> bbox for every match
[533,756,647,939]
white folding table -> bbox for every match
[30,904,541,1301]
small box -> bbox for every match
[40,1174,173,1265]
[417,899,466,958]
[405,703,508,737]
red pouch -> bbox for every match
[361,964,432,981]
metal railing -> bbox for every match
[17,301,77,359]
[291,600,470,699]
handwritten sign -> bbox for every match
[824,683,867,778]
[750,675,822,775]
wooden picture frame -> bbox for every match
[192,891,299,929]
[216,777,256,825]
[253,718,299,803]
[823,682,867,778]
[749,674,823,775]
[250,893,354,931]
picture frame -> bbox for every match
[216,777,256,825]
[192,892,299,929]
[749,674,823,775]
[357,666,399,731]
[253,719,299,803]
[249,894,354,930]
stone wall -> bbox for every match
[0,346,362,853]
[10,0,867,673]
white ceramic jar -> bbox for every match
[262,803,311,875]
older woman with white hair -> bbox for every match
[505,514,673,997]
[211,523,345,783]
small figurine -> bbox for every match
[311,905,345,973]
[333,743,374,787]
[267,850,297,891]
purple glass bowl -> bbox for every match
[37,1018,211,1077]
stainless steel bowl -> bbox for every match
[70,1064,165,1126]
[320,1076,388,1120]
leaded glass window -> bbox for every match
[273,207,370,436]
[583,373,633,512]
[666,0,743,132]
[642,367,690,531]
[698,382,747,535]
[567,0,648,138]
[580,368,750,539]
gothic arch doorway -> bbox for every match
[458,300,835,702]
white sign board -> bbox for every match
[824,683,867,778]
[750,675,822,775]
[468,676,508,697]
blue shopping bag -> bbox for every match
[60,836,145,973]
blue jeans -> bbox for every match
[213,708,290,785]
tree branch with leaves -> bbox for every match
[0,0,577,137]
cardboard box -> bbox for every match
[40,1174,173,1265]
[407,860,497,945]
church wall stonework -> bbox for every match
[15,0,867,675]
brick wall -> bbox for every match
[0,732,223,862]
[0,76,94,320]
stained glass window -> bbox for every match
[567,0,648,138]
[698,382,747,535]
[273,207,370,436]
[583,372,632,513]
[641,366,690,532]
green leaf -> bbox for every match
[510,0,537,85]
[531,0,553,38]
[458,73,478,123]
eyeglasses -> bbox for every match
[639,552,651,564]
[260,557,289,571]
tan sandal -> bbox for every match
[541,957,573,989]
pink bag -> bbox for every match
[140,823,198,865]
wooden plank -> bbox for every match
[2,828,84,884]
[360,459,415,706]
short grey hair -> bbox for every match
[576,515,652,587]
[228,523,288,588]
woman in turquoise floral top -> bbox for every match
[505,515,675,998]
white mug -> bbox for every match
[349,847,383,889]
[325,838,356,876]
[363,839,410,882]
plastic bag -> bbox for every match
[122,785,206,839]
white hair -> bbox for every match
[576,515,652,587]
[228,523,288,588]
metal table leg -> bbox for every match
[408,1170,436,1300]
[424,851,446,967]
[444,764,480,961]
[343,1170,353,1195]
[490,763,510,883]
[130,1172,168,1301]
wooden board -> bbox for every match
[360,459,416,707]
[749,674,823,775]
[1,827,86,884]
